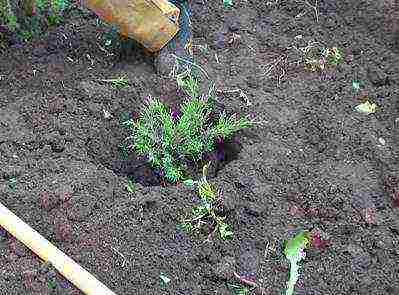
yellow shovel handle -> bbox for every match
[0,202,116,295]
[82,0,180,52]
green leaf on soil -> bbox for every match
[352,81,360,92]
[160,273,171,285]
[223,0,233,8]
[284,230,310,295]
[7,177,16,191]
[355,101,377,114]
[183,179,196,187]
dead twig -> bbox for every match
[216,88,252,106]
[300,0,319,22]
[260,55,285,77]
[233,272,258,288]
[170,54,210,79]
[288,39,321,56]
[110,246,128,267]
[98,44,115,57]
[258,241,270,295]
[215,53,220,64]
[266,0,279,5]
[192,44,209,54]
[278,67,286,85]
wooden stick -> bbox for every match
[0,202,116,295]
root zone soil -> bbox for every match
[1,1,399,294]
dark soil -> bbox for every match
[1,1,399,294]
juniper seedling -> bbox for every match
[124,77,251,182]
[181,163,233,240]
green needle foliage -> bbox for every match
[304,46,343,72]
[0,0,70,43]
[227,284,253,295]
[325,47,343,66]
[181,163,233,240]
[0,0,18,30]
[124,77,251,182]
[176,71,200,98]
[101,76,130,89]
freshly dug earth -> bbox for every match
[1,1,399,294]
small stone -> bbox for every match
[367,67,389,87]
[378,137,386,145]
[103,109,112,119]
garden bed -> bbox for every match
[0,1,399,294]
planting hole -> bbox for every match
[110,137,241,187]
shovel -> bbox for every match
[81,0,180,52]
